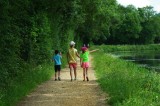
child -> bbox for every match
[67,41,80,81]
[80,47,98,81]
[52,50,62,81]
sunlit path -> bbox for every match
[17,56,109,106]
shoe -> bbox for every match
[58,77,60,81]
[71,79,73,81]
[86,77,89,81]
[55,79,57,81]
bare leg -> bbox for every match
[69,67,73,81]
[73,67,77,80]
[83,68,85,81]
[86,68,89,81]
[55,72,57,80]
[58,71,61,80]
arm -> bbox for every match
[76,51,80,58]
[59,52,62,58]
[80,58,82,66]
[66,52,69,64]
[89,49,99,53]
[80,54,83,67]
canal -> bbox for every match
[111,50,160,72]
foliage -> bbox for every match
[2,64,54,106]
[0,0,160,105]
[0,0,78,105]
[138,6,158,44]
[96,44,160,52]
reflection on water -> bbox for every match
[111,50,160,72]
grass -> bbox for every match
[96,44,160,52]
[93,46,160,106]
[0,53,68,106]
[0,63,54,106]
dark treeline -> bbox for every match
[0,0,160,105]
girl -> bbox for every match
[80,47,98,81]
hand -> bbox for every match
[80,63,83,68]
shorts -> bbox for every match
[69,63,77,69]
[54,65,61,72]
[81,62,89,68]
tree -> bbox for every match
[109,5,142,44]
[138,6,157,44]
[154,13,160,43]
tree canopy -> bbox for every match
[0,1,160,105]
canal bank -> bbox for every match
[111,50,160,72]
[93,45,160,106]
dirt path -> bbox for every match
[17,56,109,106]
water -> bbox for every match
[111,50,160,72]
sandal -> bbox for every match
[58,77,61,81]
[86,77,89,81]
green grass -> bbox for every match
[0,53,67,106]
[0,63,54,106]
[95,44,160,52]
[93,50,160,106]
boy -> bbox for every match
[52,50,62,81]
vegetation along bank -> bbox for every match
[93,45,160,106]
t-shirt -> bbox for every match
[68,48,78,63]
[80,51,89,62]
[53,54,62,65]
